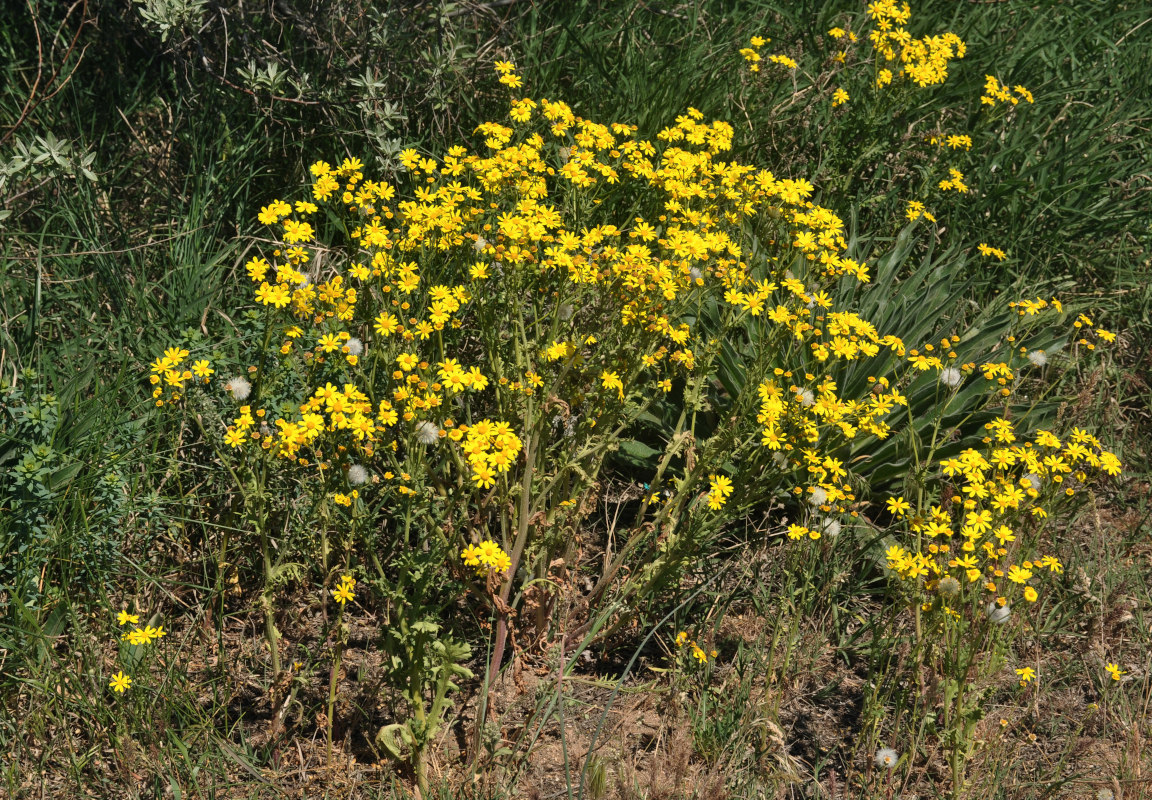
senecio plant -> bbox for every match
[142,4,1121,794]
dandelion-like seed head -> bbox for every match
[1097,790,1114,800]
[344,337,363,356]
[798,388,815,407]
[416,420,440,445]
[558,303,574,320]
[347,464,369,485]
[1027,349,1048,367]
[474,235,488,252]
[874,747,898,769]
[938,575,961,596]
[1022,473,1041,489]
[987,602,1011,624]
[224,376,251,401]
[940,367,963,388]
[809,487,828,507]
[689,267,703,282]
[818,517,842,537]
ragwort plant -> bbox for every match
[738,2,1125,794]
[142,44,1122,794]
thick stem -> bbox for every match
[260,524,282,677]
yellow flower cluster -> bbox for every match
[866,1,966,87]
[456,419,523,489]
[741,35,795,73]
[906,200,936,223]
[461,539,512,576]
[938,168,968,193]
[981,75,1034,107]
[122,623,168,646]
[978,243,1006,261]
[114,606,167,695]
[706,474,733,510]
[884,423,1120,608]
[148,347,212,406]
[673,631,716,663]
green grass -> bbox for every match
[1,0,1149,797]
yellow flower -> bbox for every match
[117,610,139,626]
[832,88,849,106]
[1023,586,1038,603]
[600,370,624,398]
[886,496,911,516]
[1105,663,1125,681]
[1015,666,1035,685]
[707,474,734,510]
[109,671,131,693]
[333,581,355,605]
[1007,565,1033,584]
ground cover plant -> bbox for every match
[1,1,1150,798]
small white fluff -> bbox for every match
[558,303,574,321]
[809,487,828,507]
[874,747,899,769]
[344,337,363,356]
[1022,473,1041,490]
[224,376,251,401]
[940,367,963,388]
[938,576,961,596]
[416,420,440,445]
[347,464,369,485]
[987,602,1011,624]
[818,517,842,537]
[474,235,488,252]
[689,266,703,282]
[798,388,815,407]
[1027,349,1048,367]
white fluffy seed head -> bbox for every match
[940,367,963,388]
[416,421,440,445]
[987,602,1011,624]
[819,517,842,537]
[809,487,828,507]
[798,388,815,407]
[938,576,961,596]
[224,376,251,401]
[874,748,899,769]
[344,337,363,356]
[347,464,369,485]
[1027,349,1048,367]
